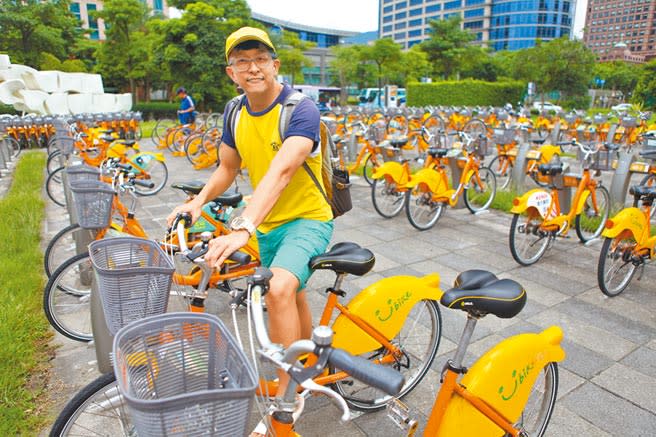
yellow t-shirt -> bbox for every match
[224,87,332,233]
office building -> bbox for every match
[70,0,168,40]
[583,0,656,62]
[379,0,573,51]
[252,12,358,85]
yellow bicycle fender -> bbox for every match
[602,207,647,241]
[371,161,407,184]
[574,190,591,215]
[509,189,551,217]
[438,326,565,436]
[404,168,444,193]
[331,274,442,355]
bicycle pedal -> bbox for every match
[386,398,419,436]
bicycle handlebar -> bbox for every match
[133,179,155,189]
[326,347,404,396]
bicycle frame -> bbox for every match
[424,323,565,436]
[512,168,601,236]
[258,272,443,395]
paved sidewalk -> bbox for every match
[42,141,656,436]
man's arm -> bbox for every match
[204,135,313,267]
[166,143,241,225]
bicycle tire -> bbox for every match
[511,362,558,437]
[44,223,96,277]
[184,132,204,165]
[488,155,512,190]
[597,236,638,297]
[372,178,406,218]
[46,166,67,207]
[509,213,551,266]
[46,149,63,175]
[463,118,488,139]
[575,185,610,243]
[332,299,442,412]
[463,166,496,213]
[49,372,131,437]
[152,118,176,143]
[131,158,168,196]
[43,252,93,342]
[422,114,446,146]
[405,189,445,231]
[362,153,380,186]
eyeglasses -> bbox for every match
[229,55,273,72]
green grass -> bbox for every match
[140,120,157,141]
[488,188,517,212]
[0,151,52,435]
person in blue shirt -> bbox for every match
[176,87,195,125]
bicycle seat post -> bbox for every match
[451,314,478,370]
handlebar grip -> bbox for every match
[117,163,133,171]
[229,250,251,265]
[133,179,155,189]
[327,348,405,396]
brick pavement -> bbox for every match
[42,140,656,436]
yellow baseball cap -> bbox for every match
[225,27,276,61]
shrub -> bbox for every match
[133,101,178,120]
[560,95,591,110]
[0,104,18,115]
[407,80,524,107]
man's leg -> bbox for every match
[265,267,301,397]
[296,290,313,340]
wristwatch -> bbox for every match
[229,216,256,236]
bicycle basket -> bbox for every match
[493,128,515,145]
[69,180,114,229]
[591,148,614,171]
[88,237,174,335]
[65,163,100,184]
[113,312,257,437]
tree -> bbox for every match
[419,15,476,80]
[93,0,149,102]
[151,0,252,110]
[512,38,595,102]
[0,0,83,68]
[632,59,656,109]
[329,45,362,105]
[360,38,403,106]
[460,46,500,82]
[592,61,641,98]
[274,30,316,86]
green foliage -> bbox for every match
[152,0,252,111]
[359,38,403,105]
[0,0,84,68]
[592,61,641,96]
[274,30,316,86]
[39,52,62,71]
[407,80,524,107]
[0,104,18,115]
[560,95,591,110]
[632,59,656,109]
[418,15,477,79]
[61,59,87,72]
[512,38,595,100]
[0,151,51,435]
[133,101,179,120]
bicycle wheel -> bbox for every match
[46,166,67,207]
[422,115,446,147]
[509,213,551,266]
[152,118,176,143]
[43,252,93,342]
[131,158,168,196]
[575,185,610,243]
[463,167,496,213]
[47,149,64,175]
[597,236,638,297]
[488,155,512,190]
[512,362,558,437]
[44,223,96,277]
[49,372,132,437]
[372,178,406,218]
[332,299,441,412]
[362,152,381,186]
[463,118,488,139]
[405,189,445,231]
[184,132,204,165]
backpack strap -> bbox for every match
[278,91,309,140]
[225,94,245,141]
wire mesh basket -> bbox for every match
[493,128,516,145]
[591,149,614,171]
[88,237,174,335]
[112,312,257,437]
[368,121,387,143]
[65,163,100,185]
[69,180,115,229]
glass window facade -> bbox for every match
[87,4,99,40]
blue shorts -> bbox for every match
[256,219,333,291]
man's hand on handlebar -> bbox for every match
[167,200,203,228]
[205,231,250,269]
